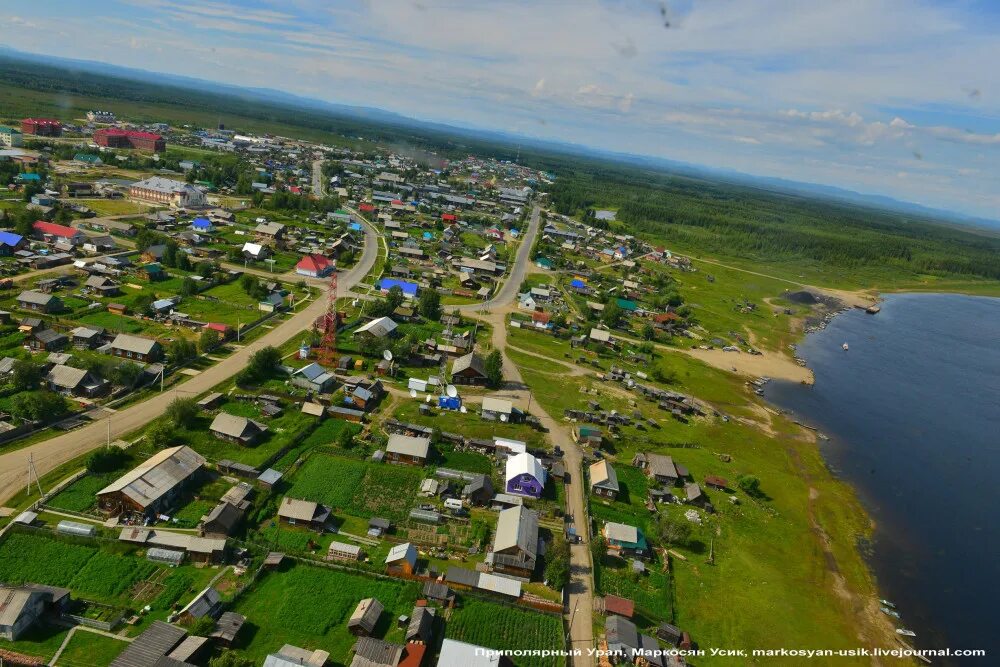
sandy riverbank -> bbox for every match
[682,346,815,384]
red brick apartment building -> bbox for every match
[21,118,62,136]
[94,128,166,152]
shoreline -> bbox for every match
[759,291,1000,659]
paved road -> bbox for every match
[0,220,379,506]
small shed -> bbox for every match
[348,597,384,636]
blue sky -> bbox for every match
[3,0,999,218]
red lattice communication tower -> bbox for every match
[317,270,338,365]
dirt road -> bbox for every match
[0,220,379,505]
[458,205,596,665]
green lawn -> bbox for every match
[175,399,317,467]
[55,630,128,667]
[230,562,420,664]
[0,623,70,663]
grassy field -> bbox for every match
[0,624,71,664]
[287,452,423,522]
[446,600,565,667]
[54,630,128,667]
[174,399,316,467]
[511,342,879,660]
[393,400,548,450]
[230,562,420,663]
[78,198,152,216]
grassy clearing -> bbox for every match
[230,563,420,664]
[511,341,876,659]
[54,630,128,667]
[79,199,151,216]
[446,600,565,667]
[0,624,70,663]
[392,400,547,450]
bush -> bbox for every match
[86,449,128,473]
[166,397,199,429]
[737,474,763,498]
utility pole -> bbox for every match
[107,415,111,448]
[26,453,42,497]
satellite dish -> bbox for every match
[352,299,359,307]
[409,389,417,398]
[460,405,467,414]
[383,349,393,361]
[446,385,458,398]
[500,414,508,422]
[425,395,432,403]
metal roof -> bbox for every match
[98,446,206,509]
[386,434,430,459]
[492,505,538,558]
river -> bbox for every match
[764,293,1000,664]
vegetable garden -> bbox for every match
[286,453,422,521]
[446,599,565,667]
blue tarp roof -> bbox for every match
[570,279,586,289]
[379,279,418,296]
[192,217,212,228]
[349,222,362,231]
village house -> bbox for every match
[450,351,488,386]
[385,434,431,466]
[33,220,84,246]
[242,242,272,261]
[109,621,196,667]
[505,452,546,498]
[354,316,398,339]
[84,275,121,297]
[348,598,384,636]
[296,253,334,278]
[0,584,70,641]
[486,505,539,580]
[462,474,494,506]
[109,333,163,362]
[198,498,248,539]
[481,396,520,422]
[254,221,286,245]
[292,362,338,393]
[277,497,331,529]
[46,364,107,397]
[385,542,417,575]
[589,460,620,500]
[97,446,206,517]
[30,329,68,352]
[634,452,684,485]
[603,522,649,559]
[406,606,436,645]
[17,289,62,313]
[267,644,330,667]
[575,424,603,447]
[210,413,268,445]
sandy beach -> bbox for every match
[682,346,815,384]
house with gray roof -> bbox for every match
[209,412,268,445]
[0,584,70,641]
[486,505,539,579]
[109,333,163,362]
[97,445,205,517]
[348,597,383,636]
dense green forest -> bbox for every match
[547,166,1000,282]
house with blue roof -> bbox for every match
[191,217,214,233]
[16,173,41,183]
[378,279,418,298]
[0,231,26,256]
[616,298,638,312]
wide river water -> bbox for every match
[764,292,999,664]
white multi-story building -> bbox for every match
[86,110,116,123]
[129,176,206,208]
[0,125,22,148]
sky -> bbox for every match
[3,0,1000,218]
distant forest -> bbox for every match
[547,166,1000,281]
[2,54,998,282]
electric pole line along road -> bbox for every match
[0,218,379,506]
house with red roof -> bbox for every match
[441,213,457,223]
[359,203,376,213]
[296,254,334,278]
[33,221,84,246]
